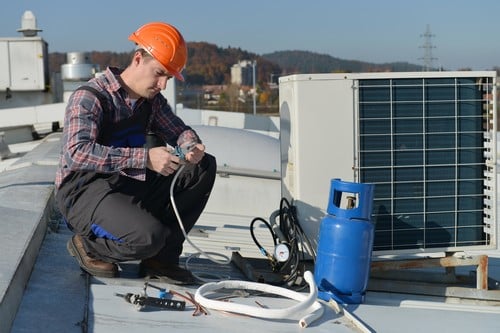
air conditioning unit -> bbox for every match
[279,72,497,255]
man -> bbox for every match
[55,22,216,285]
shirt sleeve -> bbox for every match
[149,95,195,146]
[60,89,148,179]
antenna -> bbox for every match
[17,10,42,37]
[419,24,437,71]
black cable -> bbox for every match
[280,197,317,260]
[278,198,305,288]
[249,217,277,258]
[249,198,317,290]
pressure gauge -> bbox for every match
[274,243,290,262]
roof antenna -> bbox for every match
[17,10,42,37]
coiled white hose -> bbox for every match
[194,271,324,328]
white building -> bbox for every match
[231,60,254,86]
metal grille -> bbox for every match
[357,76,496,252]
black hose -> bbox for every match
[250,217,277,257]
[249,198,316,289]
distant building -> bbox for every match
[203,85,226,105]
[231,60,254,86]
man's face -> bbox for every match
[134,52,173,99]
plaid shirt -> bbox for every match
[55,67,194,189]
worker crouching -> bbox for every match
[55,22,216,285]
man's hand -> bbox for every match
[147,147,181,176]
[184,143,205,164]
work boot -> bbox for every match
[140,258,198,285]
[67,234,118,278]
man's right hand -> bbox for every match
[147,147,181,176]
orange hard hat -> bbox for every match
[129,22,187,81]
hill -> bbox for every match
[49,43,424,86]
[181,42,281,86]
[262,50,423,73]
[48,42,281,87]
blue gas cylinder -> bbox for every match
[314,178,375,304]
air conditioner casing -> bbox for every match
[279,72,497,255]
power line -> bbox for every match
[419,24,437,71]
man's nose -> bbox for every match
[158,76,168,90]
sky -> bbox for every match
[1,0,499,71]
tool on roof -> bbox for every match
[114,282,186,311]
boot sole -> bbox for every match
[67,236,117,278]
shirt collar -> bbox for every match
[105,67,125,94]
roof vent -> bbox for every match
[17,10,42,37]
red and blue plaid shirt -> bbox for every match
[55,67,195,189]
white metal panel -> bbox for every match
[0,42,10,90]
[34,102,65,123]
[279,74,356,244]
[9,39,45,91]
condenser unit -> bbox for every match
[279,72,497,255]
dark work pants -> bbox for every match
[56,154,216,264]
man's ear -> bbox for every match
[133,50,143,66]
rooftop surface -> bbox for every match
[1,132,500,333]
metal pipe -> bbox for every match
[252,60,256,115]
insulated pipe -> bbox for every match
[194,271,324,328]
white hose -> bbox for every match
[194,271,324,328]
[170,164,231,266]
[173,162,324,326]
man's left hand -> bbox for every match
[184,143,205,164]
